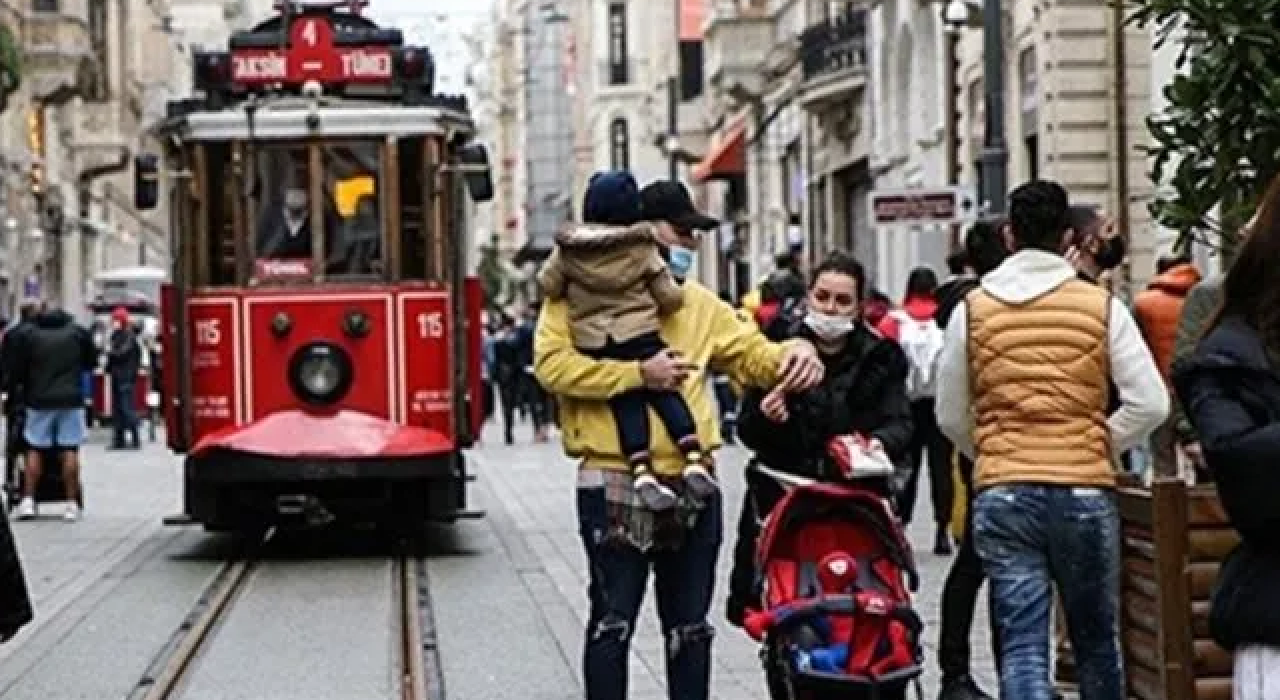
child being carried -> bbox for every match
[538,171,715,510]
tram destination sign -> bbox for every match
[230,15,393,84]
[869,186,977,226]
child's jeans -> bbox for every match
[583,332,700,464]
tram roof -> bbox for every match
[156,101,475,142]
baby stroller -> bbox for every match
[743,436,924,700]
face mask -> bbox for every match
[804,311,855,341]
[668,246,697,279]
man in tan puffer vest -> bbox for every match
[934,180,1168,700]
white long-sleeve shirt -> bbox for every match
[935,250,1169,462]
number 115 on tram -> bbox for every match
[134,0,495,532]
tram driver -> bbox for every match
[258,186,316,259]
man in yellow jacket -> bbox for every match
[535,179,823,700]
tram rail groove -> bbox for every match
[129,528,443,700]
[127,529,273,700]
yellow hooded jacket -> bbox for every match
[535,280,797,476]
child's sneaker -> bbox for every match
[14,498,35,520]
[633,468,677,510]
[683,458,718,498]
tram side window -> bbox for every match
[323,141,383,277]
[206,143,235,286]
[398,136,425,280]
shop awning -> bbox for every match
[692,121,746,182]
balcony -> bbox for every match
[796,7,868,113]
[703,1,774,99]
[21,1,96,104]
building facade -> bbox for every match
[693,0,876,299]
[475,0,529,260]
[951,0,1156,297]
[867,0,949,298]
[566,0,711,224]
[0,0,190,316]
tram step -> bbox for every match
[162,513,198,526]
[450,509,485,520]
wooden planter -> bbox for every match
[1051,478,1237,698]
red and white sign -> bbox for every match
[188,298,241,439]
[254,258,314,279]
[231,17,393,84]
[398,292,453,437]
[869,186,978,226]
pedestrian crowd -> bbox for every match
[528,167,1280,700]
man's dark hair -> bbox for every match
[904,266,938,299]
[810,250,867,301]
[867,289,891,304]
[1009,180,1071,252]
[774,251,798,270]
[946,250,969,275]
[965,219,1010,275]
[1067,205,1100,239]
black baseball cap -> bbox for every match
[639,181,719,232]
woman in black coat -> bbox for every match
[1172,178,1280,697]
[725,251,914,627]
[0,507,33,642]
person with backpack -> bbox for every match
[879,267,952,555]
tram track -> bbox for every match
[128,530,443,700]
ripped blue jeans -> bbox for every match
[577,487,722,700]
[972,485,1123,700]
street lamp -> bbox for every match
[943,0,1007,216]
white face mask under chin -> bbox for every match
[804,311,855,341]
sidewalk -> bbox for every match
[0,439,186,669]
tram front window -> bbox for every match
[253,147,329,267]
[323,142,383,277]
[250,141,383,280]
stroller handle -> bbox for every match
[751,462,891,491]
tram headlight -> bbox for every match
[287,342,353,406]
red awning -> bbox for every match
[692,121,746,182]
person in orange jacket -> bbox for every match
[1133,254,1201,475]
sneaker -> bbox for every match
[15,498,35,520]
[633,472,677,511]
[938,674,994,700]
[64,505,80,522]
[683,463,719,498]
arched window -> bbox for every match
[610,118,630,171]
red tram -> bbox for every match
[134,0,492,531]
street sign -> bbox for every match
[869,186,978,226]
